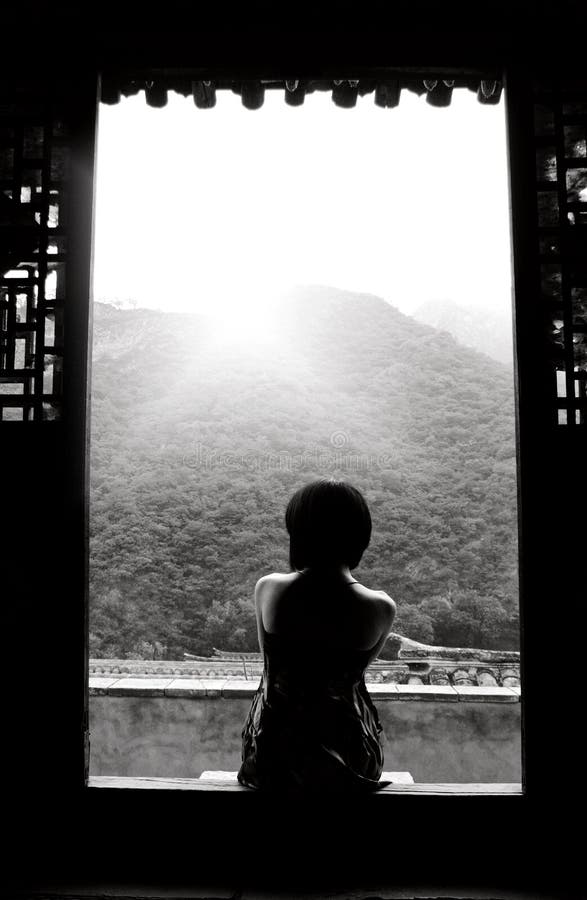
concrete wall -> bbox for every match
[377,701,520,782]
[89,690,521,783]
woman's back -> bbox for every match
[258,570,392,655]
[237,570,395,792]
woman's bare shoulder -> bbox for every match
[254,572,299,631]
[354,584,396,621]
[375,588,396,608]
[256,571,297,588]
[354,583,394,603]
[255,572,297,601]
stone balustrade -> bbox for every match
[89,676,520,701]
[89,632,521,687]
[89,660,521,686]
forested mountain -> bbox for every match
[413,298,513,365]
[89,286,520,659]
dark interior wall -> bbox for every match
[1,2,586,894]
[5,0,587,73]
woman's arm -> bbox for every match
[253,575,271,653]
[364,594,396,667]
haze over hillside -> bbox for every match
[89,286,519,659]
[412,298,513,365]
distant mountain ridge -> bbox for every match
[412,298,513,366]
[89,286,519,658]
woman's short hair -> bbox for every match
[285,478,372,571]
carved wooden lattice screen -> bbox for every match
[535,80,587,426]
[6,71,586,428]
[0,84,69,421]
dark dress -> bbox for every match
[238,601,390,792]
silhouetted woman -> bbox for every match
[238,478,396,791]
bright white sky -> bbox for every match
[93,87,512,320]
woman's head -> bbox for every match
[285,478,372,571]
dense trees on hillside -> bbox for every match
[89,287,520,658]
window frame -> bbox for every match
[82,62,527,797]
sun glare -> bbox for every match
[205,297,280,349]
[93,90,511,320]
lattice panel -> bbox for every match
[0,97,69,421]
[534,82,587,426]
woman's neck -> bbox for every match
[301,564,355,582]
